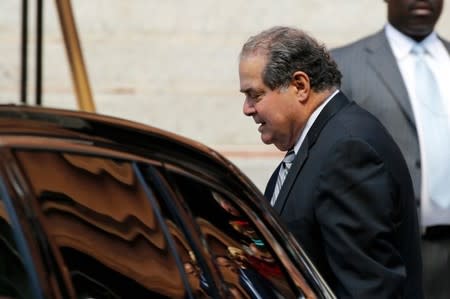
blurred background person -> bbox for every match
[331,1,450,298]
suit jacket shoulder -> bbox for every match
[331,29,385,55]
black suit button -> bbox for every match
[415,160,421,169]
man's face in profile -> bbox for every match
[239,54,303,151]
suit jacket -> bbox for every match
[330,29,450,204]
[265,92,423,299]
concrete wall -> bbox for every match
[1,1,450,190]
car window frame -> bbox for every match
[0,149,49,299]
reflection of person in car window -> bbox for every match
[230,245,280,280]
[183,261,210,299]
[247,243,273,264]
[216,254,278,299]
[215,256,246,299]
[228,220,263,247]
[212,192,241,217]
[209,195,290,298]
[213,195,283,282]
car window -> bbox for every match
[136,164,219,299]
[162,170,302,299]
[0,181,37,299]
[14,150,193,299]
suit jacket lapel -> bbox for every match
[273,92,350,213]
[264,163,280,199]
[366,30,416,130]
[273,138,309,213]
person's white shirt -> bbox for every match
[292,89,339,155]
[385,23,450,226]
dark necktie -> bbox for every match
[270,150,295,206]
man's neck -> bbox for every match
[309,87,338,112]
[386,22,434,43]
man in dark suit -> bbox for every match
[331,1,450,298]
[239,26,423,298]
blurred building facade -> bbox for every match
[1,1,450,190]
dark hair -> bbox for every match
[240,26,341,92]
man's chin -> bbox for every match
[260,135,285,151]
[260,134,272,145]
[404,23,434,39]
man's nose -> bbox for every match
[243,99,255,116]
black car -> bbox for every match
[0,105,335,299]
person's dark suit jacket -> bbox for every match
[265,92,423,299]
[330,29,450,205]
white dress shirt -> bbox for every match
[292,89,338,155]
[385,23,450,226]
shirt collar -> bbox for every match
[385,23,440,59]
[293,89,339,154]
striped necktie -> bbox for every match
[412,44,450,208]
[270,150,296,206]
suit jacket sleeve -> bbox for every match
[314,138,406,299]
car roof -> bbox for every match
[0,104,208,150]
[0,104,255,192]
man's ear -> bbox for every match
[291,71,310,103]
